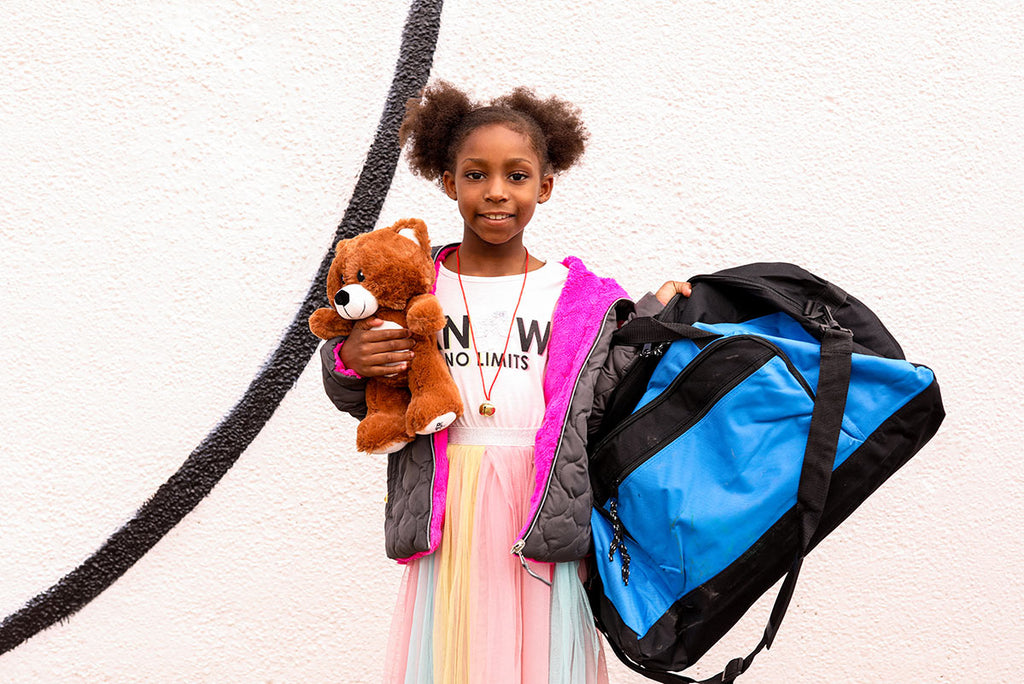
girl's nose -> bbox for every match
[484,179,508,202]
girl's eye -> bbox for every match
[465,171,484,181]
[509,172,528,182]
[356,270,365,282]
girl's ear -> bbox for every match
[538,173,554,204]
[442,171,458,200]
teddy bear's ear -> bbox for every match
[390,218,431,258]
[325,240,348,301]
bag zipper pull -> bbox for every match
[510,540,553,587]
[640,342,670,358]
[805,301,851,334]
[607,500,632,586]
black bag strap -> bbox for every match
[600,317,854,683]
[796,325,853,551]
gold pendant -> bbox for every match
[479,401,496,417]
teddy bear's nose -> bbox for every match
[334,289,350,307]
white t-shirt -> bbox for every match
[435,261,569,434]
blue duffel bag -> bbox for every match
[586,263,944,683]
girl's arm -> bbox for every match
[319,337,368,420]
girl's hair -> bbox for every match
[399,81,588,184]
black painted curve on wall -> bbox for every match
[0,0,444,656]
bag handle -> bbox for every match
[601,316,854,683]
[611,314,719,347]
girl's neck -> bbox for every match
[447,234,543,276]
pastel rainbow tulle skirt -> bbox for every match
[384,428,607,684]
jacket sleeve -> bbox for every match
[588,293,665,439]
[319,337,368,420]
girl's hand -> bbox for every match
[340,318,416,377]
[655,281,692,305]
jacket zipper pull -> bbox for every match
[607,500,632,586]
[510,540,553,587]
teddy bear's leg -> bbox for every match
[359,383,413,454]
[405,338,464,436]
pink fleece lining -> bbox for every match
[433,244,458,293]
[332,340,362,378]
[519,256,629,542]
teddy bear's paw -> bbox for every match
[414,411,458,435]
[362,438,412,455]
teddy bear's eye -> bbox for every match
[356,269,365,282]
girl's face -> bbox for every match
[442,123,553,249]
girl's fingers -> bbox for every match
[368,349,415,365]
[366,363,408,378]
[366,360,410,377]
[362,327,412,343]
[360,340,414,361]
[359,349,414,377]
[654,280,692,305]
[366,333,415,352]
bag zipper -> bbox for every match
[606,499,632,585]
[594,335,815,492]
[691,272,903,354]
[690,273,808,316]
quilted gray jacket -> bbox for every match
[318,246,662,564]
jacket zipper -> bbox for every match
[510,540,552,586]
[425,432,437,554]
[511,298,629,563]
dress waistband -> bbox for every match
[447,425,538,448]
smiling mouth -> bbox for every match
[480,213,514,220]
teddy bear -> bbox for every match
[309,218,463,454]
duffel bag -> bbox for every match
[586,262,945,683]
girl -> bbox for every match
[319,81,689,683]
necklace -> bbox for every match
[455,246,530,417]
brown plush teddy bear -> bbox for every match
[309,218,463,454]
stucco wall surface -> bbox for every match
[1,1,1021,682]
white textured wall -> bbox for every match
[2,1,1021,682]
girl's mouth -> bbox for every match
[480,213,514,221]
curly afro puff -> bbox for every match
[399,81,589,186]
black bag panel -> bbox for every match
[671,263,905,361]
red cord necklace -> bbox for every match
[455,246,530,417]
